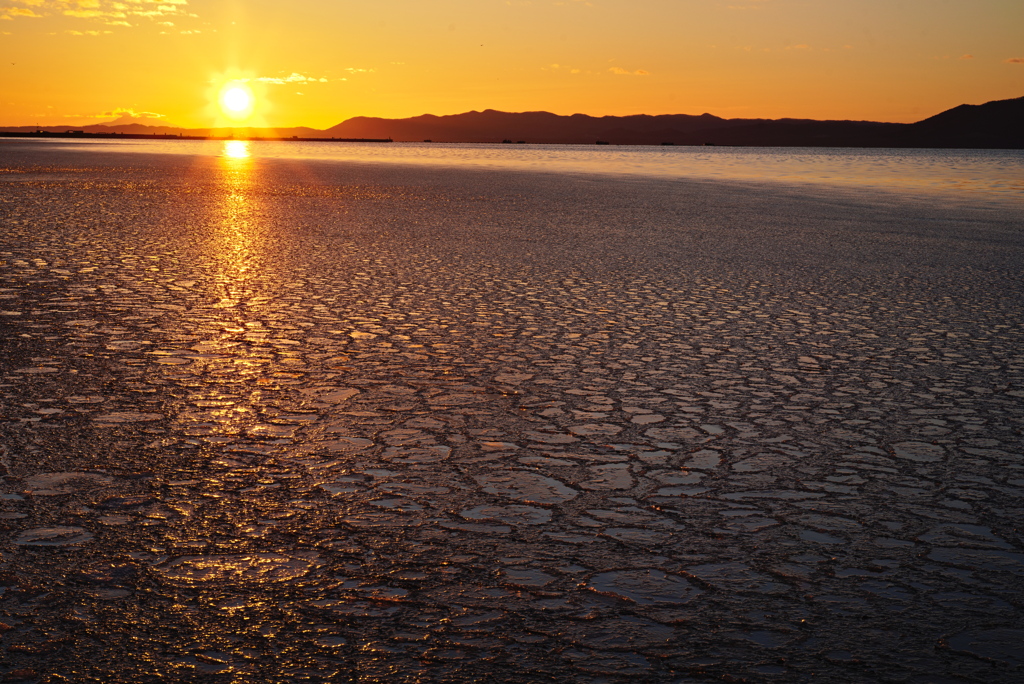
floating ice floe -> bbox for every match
[568,423,622,437]
[686,562,788,594]
[587,569,702,605]
[580,463,634,490]
[15,526,94,546]
[460,504,551,525]
[25,471,114,495]
[891,441,945,462]
[94,412,163,423]
[474,471,578,505]
[944,628,1024,666]
[155,553,319,584]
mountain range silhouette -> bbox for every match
[5,96,1021,148]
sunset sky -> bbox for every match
[2,0,1022,129]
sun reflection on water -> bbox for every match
[215,139,259,286]
[222,139,251,159]
[194,137,277,440]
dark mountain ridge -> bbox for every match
[3,96,1021,148]
[324,96,1022,147]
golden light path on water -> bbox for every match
[210,138,277,405]
[217,139,256,282]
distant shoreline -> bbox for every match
[2,131,1020,150]
[0,131,393,143]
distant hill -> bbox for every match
[326,110,749,145]
[0,120,324,139]
[4,96,1021,147]
[82,122,196,136]
[324,97,1023,147]
[0,121,193,136]
[905,96,1024,148]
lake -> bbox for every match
[1,138,1022,682]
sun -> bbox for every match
[219,83,254,120]
[223,87,251,112]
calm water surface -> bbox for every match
[6,136,1023,201]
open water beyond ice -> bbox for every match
[5,136,1023,203]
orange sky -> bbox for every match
[2,0,1022,128]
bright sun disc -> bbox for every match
[220,85,253,117]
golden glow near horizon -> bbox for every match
[2,0,1022,128]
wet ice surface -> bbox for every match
[1,143,1023,682]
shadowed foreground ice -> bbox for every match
[1,142,1022,682]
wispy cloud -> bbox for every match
[243,68,371,84]
[959,54,974,60]
[245,72,332,85]
[64,9,125,17]
[609,66,649,75]
[1,6,44,18]
[1006,57,1024,64]
[60,107,166,120]
[106,107,165,119]
[543,63,585,74]
[3,0,195,25]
